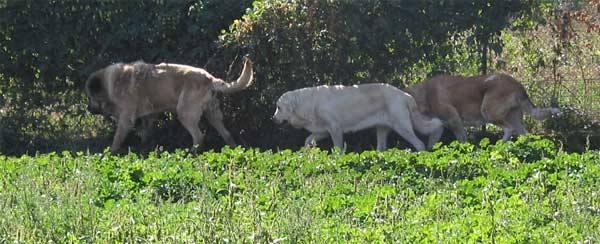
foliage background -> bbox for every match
[0,0,598,155]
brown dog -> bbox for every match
[405,73,560,148]
[85,57,253,152]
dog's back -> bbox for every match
[311,84,390,113]
[299,83,438,134]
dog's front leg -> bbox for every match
[205,105,236,147]
[139,115,157,145]
[111,113,136,152]
[328,127,345,151]
[443,116,467,143]
[376,127,390,151]
[321,114,345,151]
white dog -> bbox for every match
[272,84,443,151]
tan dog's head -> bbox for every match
[85,65,119,117]
[272,91,297,125]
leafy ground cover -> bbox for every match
[1,136,599,243]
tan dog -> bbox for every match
[405,73,560,148]
[272,84,443,151]
[85,58,253,152]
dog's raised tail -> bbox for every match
[406,97,443,135]
[519,92,560,120]
[212,58,254,93]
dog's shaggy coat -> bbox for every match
[272,84,443,151]
[85,58,253,152]
[405,73,560,148]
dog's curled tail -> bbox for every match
[407,96,443,135]
[212,58,254,93]
[519,92,560,120]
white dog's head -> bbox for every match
[272,92,295,125]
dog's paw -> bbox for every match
[189,144,202,155]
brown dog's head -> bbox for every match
[85,68,116,117]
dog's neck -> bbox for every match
[287,113,310,129]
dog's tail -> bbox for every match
[518,91,560,120]
[212,57,254,93]
[407,96,443,135]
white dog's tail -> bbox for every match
[212,58,254,93]
[519,92,561,120]
[407,97,443,135]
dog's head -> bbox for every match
[85,68,117,117]
[272,92,296,125]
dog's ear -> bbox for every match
[86,74,104,95]
[280,92,299,113]
[291,92,303,109]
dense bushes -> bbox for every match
[1,0,597,155]
[217,0,532,150]
[0,0,253,154]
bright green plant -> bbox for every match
[1,136,599,243]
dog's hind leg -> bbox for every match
[390,120,425,151]
[177,101,206,152]
[205,104,236,147]
[499,108,527,142]
[376,127,390,151]
[483,94,522,142]
[394,128,425,152]
[179,111,204,147]
[491,116,515,142]
[501,125,514,142]
[178,111,204,151]
[427,126,444,150]
[482,92,522,143]
[507,109,527,135]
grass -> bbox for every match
[1,136,599,243]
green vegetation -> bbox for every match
[2,136,599,243]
